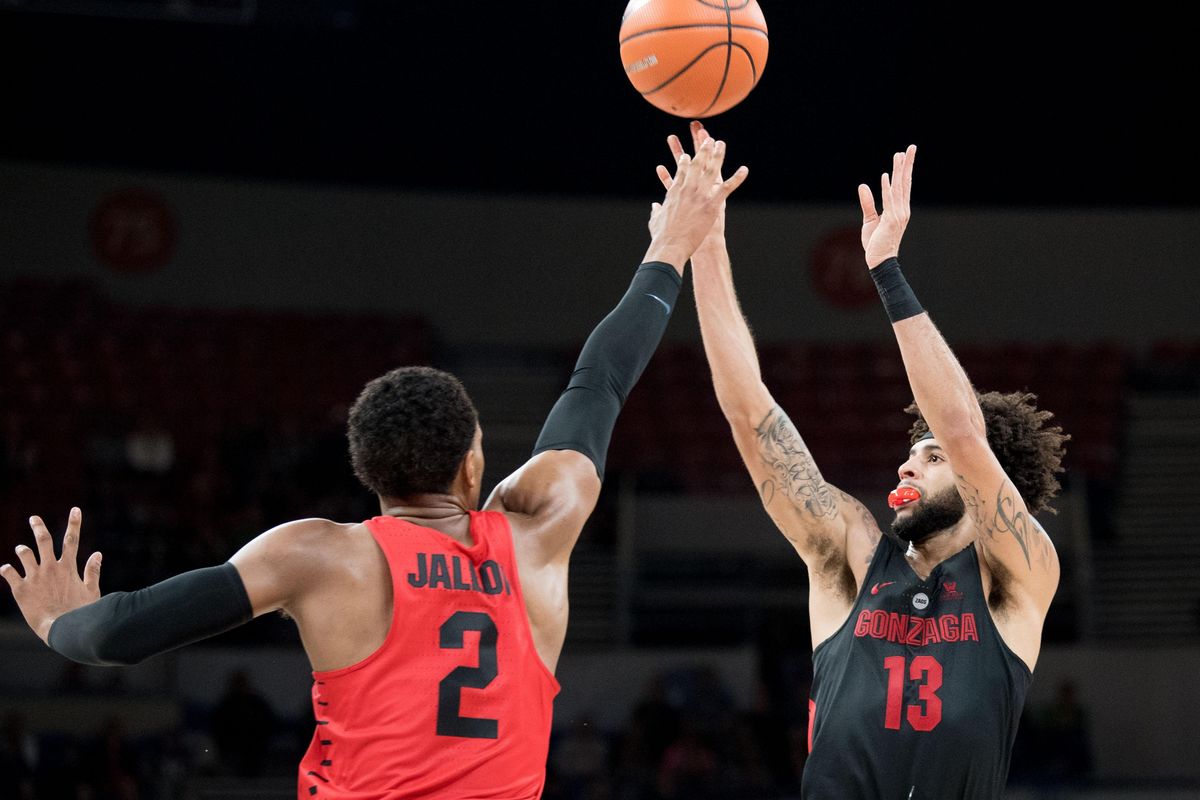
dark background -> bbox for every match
[2,2,1197,798]
[0,0,1190,206]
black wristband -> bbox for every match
[870,257,925,323]
[48,563,253,666]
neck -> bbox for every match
[380,493,472,521]
[902,516,976,577]
[379,493,475,545]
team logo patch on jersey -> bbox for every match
[939,581,965,601]
[912,592,930,610]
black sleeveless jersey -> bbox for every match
[802,537,1032,800]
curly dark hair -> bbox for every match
[347,366,479,498]
[906,391,1069,516]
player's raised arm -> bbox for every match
[485,136,747,566]
[859,146,1060,613]
[670,123,880,581]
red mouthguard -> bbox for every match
[888,486,922,509]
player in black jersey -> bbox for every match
[661,124,1069,799]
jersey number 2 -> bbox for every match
[437,611,499,739]
[883,655,942,731]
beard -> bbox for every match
[891,484,966,543]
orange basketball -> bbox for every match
[619,0,769,118]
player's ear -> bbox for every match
[461,448,479,490]
[459,428,483,491]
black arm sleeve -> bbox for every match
[533,261,682,479]
[47,563,253,666]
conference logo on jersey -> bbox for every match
[912,592,930,610]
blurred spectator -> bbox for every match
[656,722,719,799]
[211,670,276,778]
[83,718,142,800]
[628,675,680,767]
[551,716,611,800]
[1039,679,1092,781]
[610,717,656,800]
[0,711,37,800]
[124,417,175,476]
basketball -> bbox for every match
[619,0,769,118]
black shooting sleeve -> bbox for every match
[533,261,682,479]
[47,563,253,666]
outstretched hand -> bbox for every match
[1,508,102,644]
[645,122,748,272]
[652,121,730,250]
[858,144,916,268]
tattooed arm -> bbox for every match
[691,238,879,596]
[892,315,1059,607]
[686,217,878,592]
[656,123,879,625]
[859,146,1059,620]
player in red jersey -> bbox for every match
[661,124,1069,799]
[1,139,748,799]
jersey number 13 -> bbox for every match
[883,655,943,731]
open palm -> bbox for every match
[858,144,916,269]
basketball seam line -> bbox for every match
[619,23,768,47]
[638,42,733,97]
[731,40,759,85]
[697,0,735,117]
[694,0,752,10]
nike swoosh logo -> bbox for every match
[871,581,896,595]
[644,293,672,314]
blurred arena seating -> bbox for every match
[611,340,1129,494]
[0,277,433,555]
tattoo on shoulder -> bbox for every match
[955,474,989,531]
[755,406,838,519]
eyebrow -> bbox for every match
[908,443,944,457]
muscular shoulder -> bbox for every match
[257,518,356,557]
[486,450,600,567]
[229,518,364,614]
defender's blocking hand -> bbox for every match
[1,507,102,644]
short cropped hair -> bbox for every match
[348,366,478,498]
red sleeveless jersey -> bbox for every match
[298,511,560,799]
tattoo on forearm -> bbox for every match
[755,406,838,519]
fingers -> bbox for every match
[83,551,103,595]
[900,144,916,211]
[672,151,693,189]
[14,544,37,575]
[60,507,81,563]
[0,563,19,591]
[667,134,684,163]
[879,171,893,214]
[858,184,878,221]
[30,515,55,563]
[655,164,672,191]
[690,120,710,151]
[720,165,749,196]
[674,138,714,191]
[695,138,724,184]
